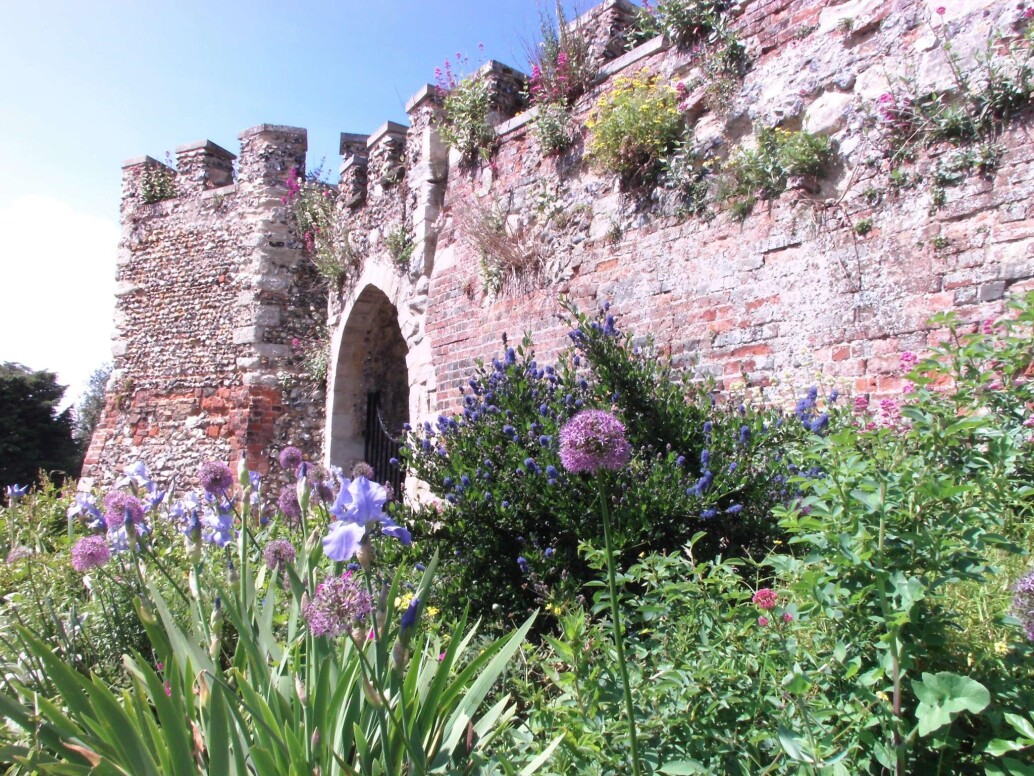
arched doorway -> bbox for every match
[328,285,409,488]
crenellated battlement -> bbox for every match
[89,0,1034,499]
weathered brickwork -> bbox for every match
[88,0,1034,489]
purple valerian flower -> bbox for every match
[322,476,412,562]
[279,446,304,473]
[71,535,110,572]
[899,351,918,372]
[264,539,296,572]
[4,484,28,504]
[303,571,373,638]
[558,410,632,474]
[199,462,234,497]
[103,492,144,529]
[1012,570,1034,642]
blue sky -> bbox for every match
[0,0,586,404]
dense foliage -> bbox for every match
[399,301,817,624]
[2,294,1033,774]
[0,363,81,487]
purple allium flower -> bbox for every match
[1012,570,1034,642]
[558,410,631,474]
[103,491,145,529]
[71,535,110,572]
[351,462,375,480]
[279,446,304,472]
[264,539,296,572]
[303,572,373,638]
[198,462,234,496]
[278,488,302,524]
[6,546,32,563]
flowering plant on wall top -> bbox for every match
[434,50,497,163]
[284,163,355,285]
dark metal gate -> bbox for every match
[364,392,403,496]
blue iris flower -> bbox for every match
[323,476,412,562]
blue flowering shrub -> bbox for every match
[398,301,818,625]
[500,294,1034,773]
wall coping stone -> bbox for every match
[340,132,369,153]
[496,107,537,137]
[121,155,165,169]
[174,139,236,160]
[596,34,668,81]
[367,121,409,148]
[405,84,440,114]
[238,123,308,140]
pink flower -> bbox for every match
[935,6,946,14]
[438,651,446,662]
[901,381,915,395]
[783,612,794,623]
[757,616,769,627]
[899,351,918,371]
[752,588,778,610]
[982,318,997,335]
[854,395,870,413]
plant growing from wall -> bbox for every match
[719,126,833,217]
[456,198,542,296]
[385,224,415,270]
[138,157,177,204]
[526,1,596,107]
[284,165,354,285]
[434,54,496,163]
[532,102,576,155]
[585,69,684,186]
[875,10,1033,162]
[627,0,732,49]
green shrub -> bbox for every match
[398,302,815,626]
[384,224,414,269]
[720,126,833,216]
[285,164,354,285]
[437,75,496,162]
[585,70,684,185]
[138,161,176,204]
[628,0,730,49]
[532,102,576,155]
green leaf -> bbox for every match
[912,672,990,737]
[658,761,708,774]
[1004,712,1034,741]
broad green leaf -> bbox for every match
[912,672,990,737]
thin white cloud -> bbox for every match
[0,195,119,405]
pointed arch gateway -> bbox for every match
[327,284,409,492]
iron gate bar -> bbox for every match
[364,392,403,496]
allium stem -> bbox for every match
[599,484,642,776]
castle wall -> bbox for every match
[83,127,327,495]
[338,0,1034,424]
[89,0,1034,492]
